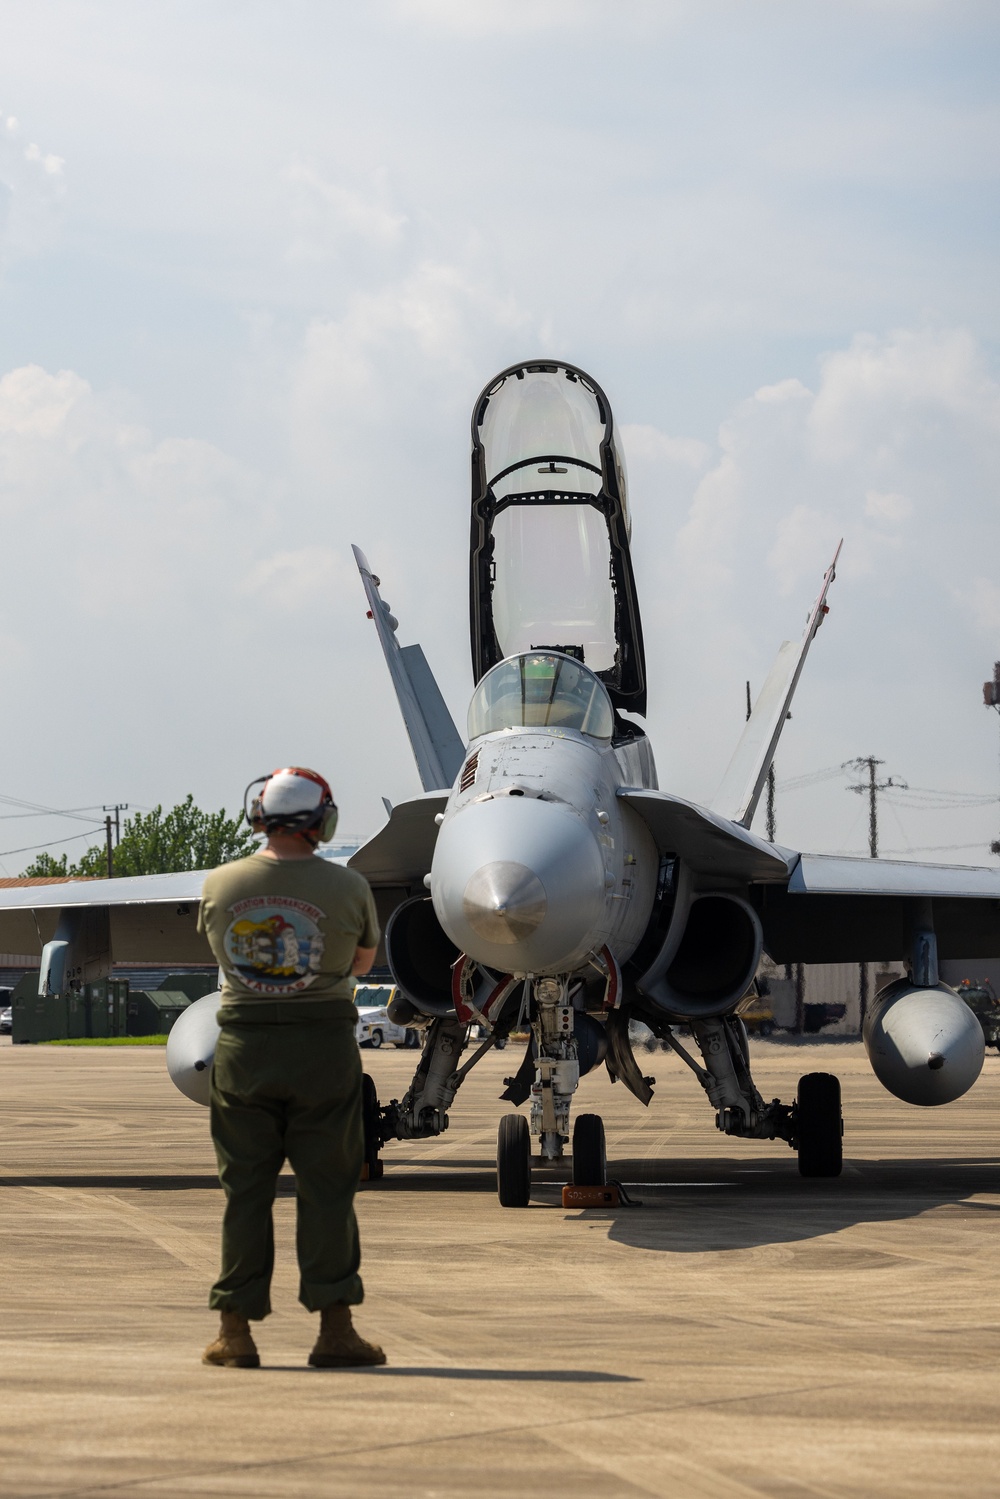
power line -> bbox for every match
[0,793,107,824]
[0,827,105,859]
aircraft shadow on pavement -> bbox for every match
[262,1366,638,1381]
[580,1155,1000,1254]
[0,1174,222,1191]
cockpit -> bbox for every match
[468,653,615,742]
[469,361,647,717]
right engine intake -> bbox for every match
[863,978,984,1106]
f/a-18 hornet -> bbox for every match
[348,358,997,1204]
[0,358,994,1208]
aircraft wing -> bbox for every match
[353,546,465,793]
[711,542,842,830]
[618,789,794,882]
[348,793,446,885]
[0,872,210,964]
[755,852,1000,964]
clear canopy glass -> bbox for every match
[480,368,606,502]
[467,653,615,742]
[491,504,617,670]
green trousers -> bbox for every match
[209,1010,364,1320]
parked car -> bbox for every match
[0,1005,11,1035]
[736,990,777,1037]
[956,980,1000,1050]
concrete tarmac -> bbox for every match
[1,1034,998,1498]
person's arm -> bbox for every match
[352,946,377,976]
[352,881,380,977]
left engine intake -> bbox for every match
[637,892,763,1020]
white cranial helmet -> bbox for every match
[245,767,339,842]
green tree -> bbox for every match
[21,851,71,878]
[20,797,258,878]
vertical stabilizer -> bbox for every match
[711,542,842,830]
[353,546,465,792]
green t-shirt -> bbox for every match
[197,853,379,1005]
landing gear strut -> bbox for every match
[530,977,579,1162]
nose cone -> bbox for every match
[462,862,547,944]
[431,796,605,973]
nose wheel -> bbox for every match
[571,1112,607,1186]
[497,1112,531,1207]
[796,1072,843,1178]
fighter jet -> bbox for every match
[0,358,994,1210]
[348,358,998,1204]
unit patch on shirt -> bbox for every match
[222,895,326,994]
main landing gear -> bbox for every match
[635,1014,844,1179]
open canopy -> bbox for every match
[469,360,647,716]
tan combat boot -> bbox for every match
[308,1304,386,1368]
[202,1310,261,1368]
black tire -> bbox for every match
[361,1072,381,1177]
[404,1029,421,1049]
[497,1113,531,1207]
[572,1112,607,1187]
[797,1072,842,1178]
[759,1021,774,1038]
[369,1029,383,1049]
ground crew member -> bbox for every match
[197,766,386,1369]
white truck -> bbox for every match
[354,984,421,1049]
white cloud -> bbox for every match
[285,158,407,259]
[238,547,350,612]
[632,326,1000,858]
[389,0,623,36]
[0,116,66,263]
[865,489,912,524]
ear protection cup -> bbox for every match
[317,804,339,842]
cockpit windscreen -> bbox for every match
[468,653,615,741]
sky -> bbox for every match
[0,0,998,871]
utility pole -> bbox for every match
[103,803,128,846]
[844,757,907,859]
[982,662,1000,855]
[844,757,907,1027]
[102,803,128,878]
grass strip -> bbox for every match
[43,1036,169,1046]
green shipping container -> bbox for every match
[84,979,128,1038]
[126,990,191,1037]
[66,992,88,1039]
[12,989,67,1043]
[157,973,218,1002]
